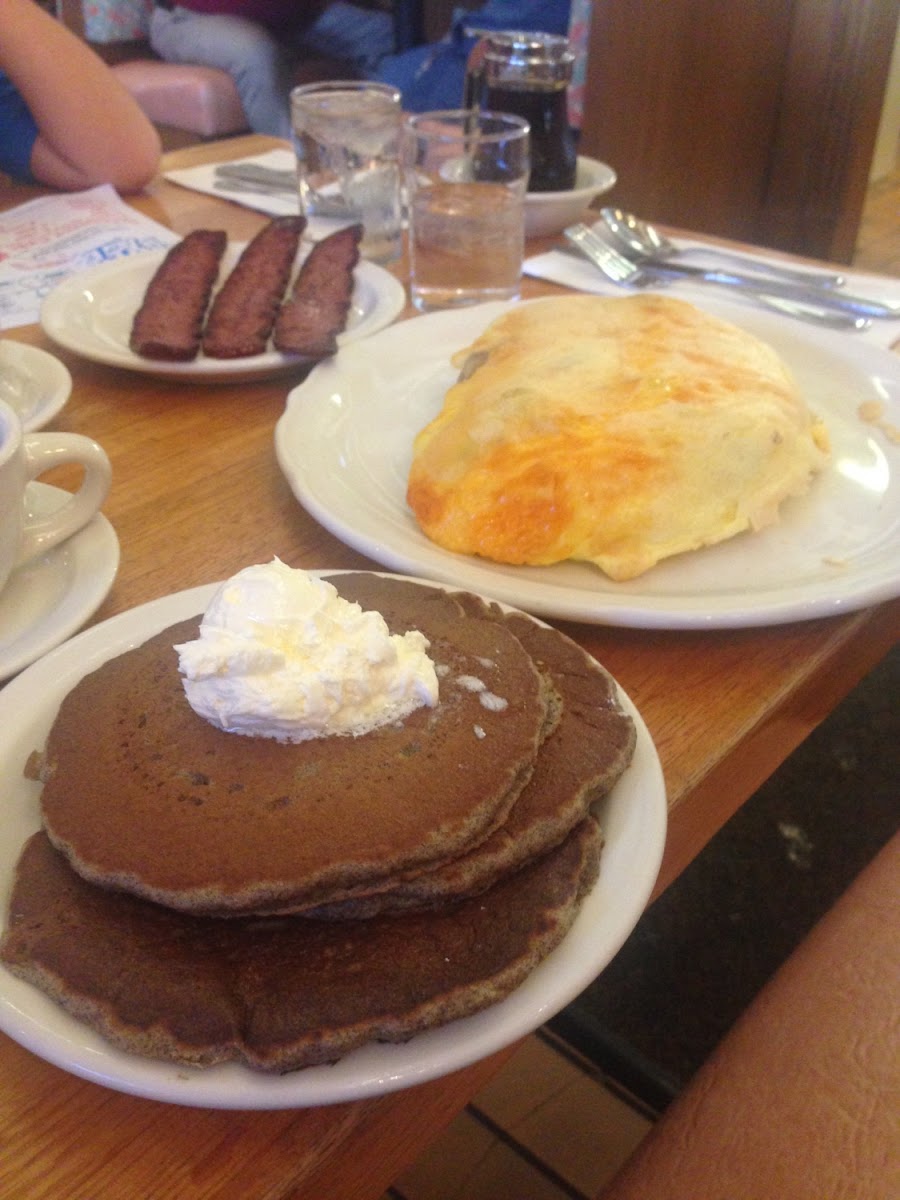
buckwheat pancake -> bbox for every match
[308,587,636,918]
[1,820,601,1072]
[407,293,830,581]
[38,576,550,917]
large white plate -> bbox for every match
[0,340,72,431]
[275,299,900,628]
[0,483,119,682]
[39,244,406,384]
[0,575,664,1110]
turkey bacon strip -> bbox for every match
[273,224,362,359]
[202,216,306,359]
[129,230,227,362]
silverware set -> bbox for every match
[565,209,900,332]
[212,163,297,196]
[600,207,848,289]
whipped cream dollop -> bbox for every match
[175,559,439,742]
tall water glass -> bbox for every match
[290,80,403,264]
[403,110,531,311]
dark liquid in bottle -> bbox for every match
[484,84,577,192]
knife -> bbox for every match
[634,259,900,321]
[213,164,297,193]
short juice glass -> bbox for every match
[403,110,531,311]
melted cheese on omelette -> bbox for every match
[406,294,830,581]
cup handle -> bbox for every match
[17,433,112,565]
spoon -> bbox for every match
[600,207,846,289]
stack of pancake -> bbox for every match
[0,574,636,1073]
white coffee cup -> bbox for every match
[0,398,111,594]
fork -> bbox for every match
[563,223,878,331]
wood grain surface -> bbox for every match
[0,135,896,1200]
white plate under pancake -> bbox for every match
[0,573,666,1110]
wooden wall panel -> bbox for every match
[579,0,900,261]
[761,0,900,260]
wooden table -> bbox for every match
[1,135,897,1200]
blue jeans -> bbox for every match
[149,2,395,138]
[374,1,571,112]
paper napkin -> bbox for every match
[524,239,900,350]
[0,184,177,331]
[164,148,299,218]
[164,147,354,243]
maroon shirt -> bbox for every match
[173,0,325,31]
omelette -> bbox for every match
[406,294,830,581]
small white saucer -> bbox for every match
[0,483,119,682]
[0,340,72,432]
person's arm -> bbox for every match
[0,0,161,192]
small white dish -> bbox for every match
[525,155,617,239]
[40,244,406,385]
[0,341,72,432]
[0,482,119,682]
[0,574,665,1109]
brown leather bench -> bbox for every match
[596,829,900,1199]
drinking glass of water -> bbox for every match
[290,81,403,265]
[402,110,531,312]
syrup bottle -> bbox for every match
[464,31,577,193]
